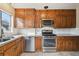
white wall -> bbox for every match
[12,3,77,9]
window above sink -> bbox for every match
[0,10,13,38]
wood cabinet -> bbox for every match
[24,19,34,28]
[15,18,25,28]
[35,10,41,28]
[54,10,76,28]
[15,9,25,28]
[47,10,56,19]
[0,36,25,56]
[56,36,79,51]
[4,45,17,56]
[15,9,76,28]
[35,10,56,28]
[35,9,76,28]
[40,10,48,19]
[0,47,3,56]
[24,9,35,28]
[15,9,25,19]
[35,37,42,52]
[15,8,36,28]
[15,37,25,55]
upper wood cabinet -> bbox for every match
[15,18,25,28]
[54,10,76,28]
[15,8,36,28]
[40,10,47,19]
[24,9,36,28]
[47,10,56,19]
[15,9,25,19]
[15,9,76,28]
[35,10,41,28]
[15,9,25,28]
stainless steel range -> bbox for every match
[42,30,56,52]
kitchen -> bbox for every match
[0,3,79,56]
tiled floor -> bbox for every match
[20,51,79,56]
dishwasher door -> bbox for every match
[25,37,35,52]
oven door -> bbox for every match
[43,39,55,47]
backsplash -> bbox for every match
[53,28,72,34]
[13,28,79,36]
[70,28,79,34]
[53,28,79,34]
[35,28,42,36]
[14,28,36,36]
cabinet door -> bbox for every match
[35,10,41,28]
[25,9,35,15]
[0,47,3,56]
[54,15,66,28]
[21,38,25,53]
[66,15,76,28]
[15,9,25,28]
[15,18,25,28]
[24,9,35,28]
[0,54,3,56]
[35,37,42,51]
[47,10,56,19]
[4,45,16,56]
[24,19,34,28]
[15,9,25,19]
[54,10,76,28]
[4,47,12,56]
[40,10,47,19]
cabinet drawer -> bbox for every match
[3,41,16,51]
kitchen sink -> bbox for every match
[0,38,10,42]
[0,36,14,42]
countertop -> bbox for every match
[0,35,24,47]
[56,33,79,36]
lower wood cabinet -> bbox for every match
[0,36,25,56]
[0,54,3,56]
[4,45,16,56]
[35,37,42,52]
[57,36,79,51]
[0,47,3,56]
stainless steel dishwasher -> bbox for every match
[25,36,35,52]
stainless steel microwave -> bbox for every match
[42,19,53,27]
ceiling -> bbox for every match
[12,3,78,9]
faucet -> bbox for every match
[1,28,4,38]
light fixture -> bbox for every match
[44,6,48,9]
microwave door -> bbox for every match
[42,20,52,27]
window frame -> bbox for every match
[0,9,13,33]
